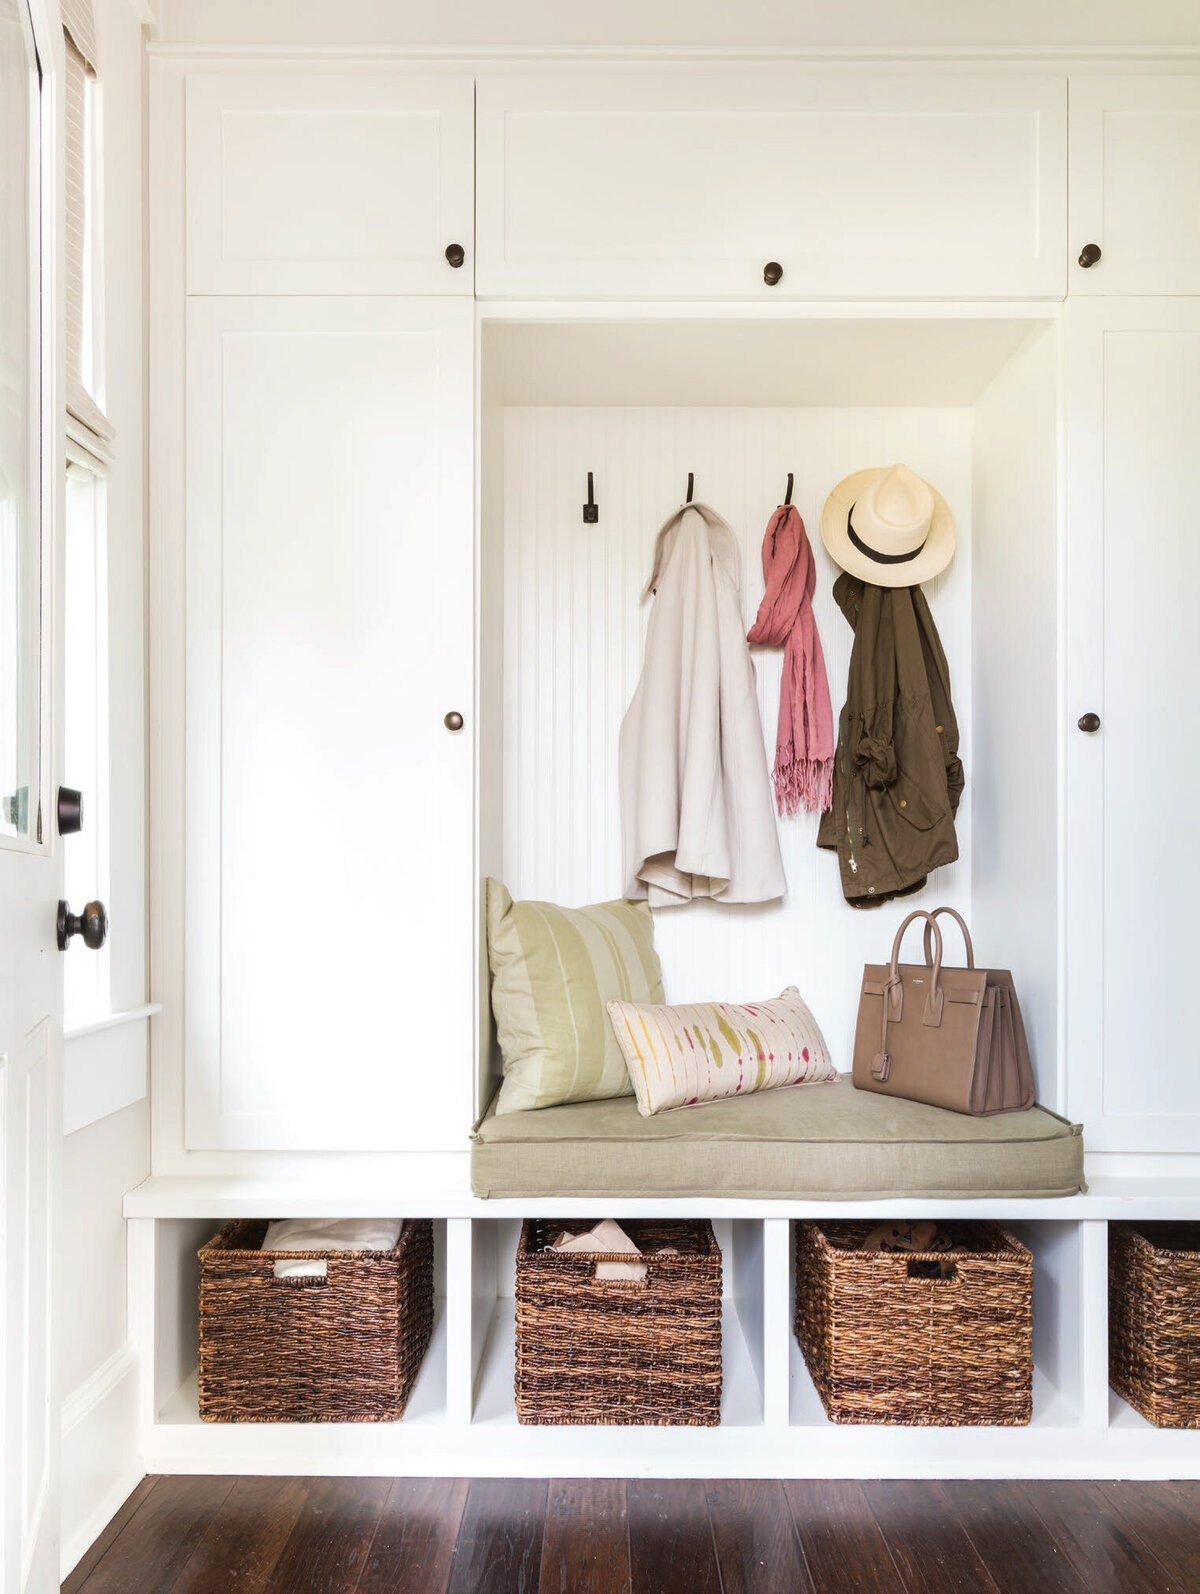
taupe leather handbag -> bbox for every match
[851,907,1035,1115]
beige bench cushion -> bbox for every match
[470,1074,1084,1200]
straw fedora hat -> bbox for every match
[821,463,955,588]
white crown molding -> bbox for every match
[144,41,1200,65]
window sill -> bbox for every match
[65,1002,161,1043]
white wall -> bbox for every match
[60,0,150,1575]
[155,0,1200,48]
[970,326,1061,1110]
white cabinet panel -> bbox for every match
[477,74,1066,300]
[186,74,474,293]
[184,298,474,1150]
[1070,77,1200,295]
[1066,300,1200,1151]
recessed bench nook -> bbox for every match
[132,52,1200,1492]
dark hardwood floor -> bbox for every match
[62,1477,1200,1594]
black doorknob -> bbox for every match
[444,243,466,268]
[444,711,464,731]
[1078,712,1101,733]
[57,786,83,835]
[57,898,108,951]
[763,261,784,286]
[1078,243,1102,269]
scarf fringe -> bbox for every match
[774,754,834,817]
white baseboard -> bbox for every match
[61,1343,145,1581]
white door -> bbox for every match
[183,296,475,1151]
[1,2,63,1590]
[1070,76,1200,295]
[1065,299,1200,1152]
[185,72,475,295]
[476,72,1066,300]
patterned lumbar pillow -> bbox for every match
[606,987,836,1116]
[487,878,665,1114]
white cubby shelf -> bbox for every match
[125,1176,1200,1480]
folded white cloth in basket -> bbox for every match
[548,1219,653,1282]
[262,1218,404,1280]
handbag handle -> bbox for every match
[922,906,975,969]
[889,909,944,990]
[874,911,944,1081]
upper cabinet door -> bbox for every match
[476,73,1066,300]
[1070,76,1200,295]
[185,73,474,294]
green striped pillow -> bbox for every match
[487,878,664,1114]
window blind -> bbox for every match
[62,0,113,456]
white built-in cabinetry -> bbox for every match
[183,296,474,1151]
[140,53,1200,1480]
[125,1187,1200,1479]
[1069,76,1200,294]
[1065,297,1200,1152]
[184,73,474,293]
[475,73,1066,300]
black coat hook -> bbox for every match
[583,470,598,524]
[686,472,694,504]
[783,472,794,506]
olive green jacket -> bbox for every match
[816,576,964,907]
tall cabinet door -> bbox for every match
[1066,299,1200,1152]
[184,297,474,1150]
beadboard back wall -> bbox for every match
[496,404,974,1071]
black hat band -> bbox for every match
[847,504,927,566]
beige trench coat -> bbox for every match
[619,503,786,907]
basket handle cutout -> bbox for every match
[591,1260,650,1287]
[269,1261,328,1285]
[906,1258,958,1283]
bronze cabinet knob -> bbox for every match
[444,243,466,268]
[763,261,784,286]
[1078,243,1102,269]
[444,710,464,731]
[57,785,83,835]
[1078,712,1101,733]
[57,899,108,952]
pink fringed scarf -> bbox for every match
[747,504,835,815]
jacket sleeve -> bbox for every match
[912,588,964,816]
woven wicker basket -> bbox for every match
[794,1219,1032,1426]
[1110,1223,1200,1428]
[198,1218,434,1422]
[514,1218,722,1426]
